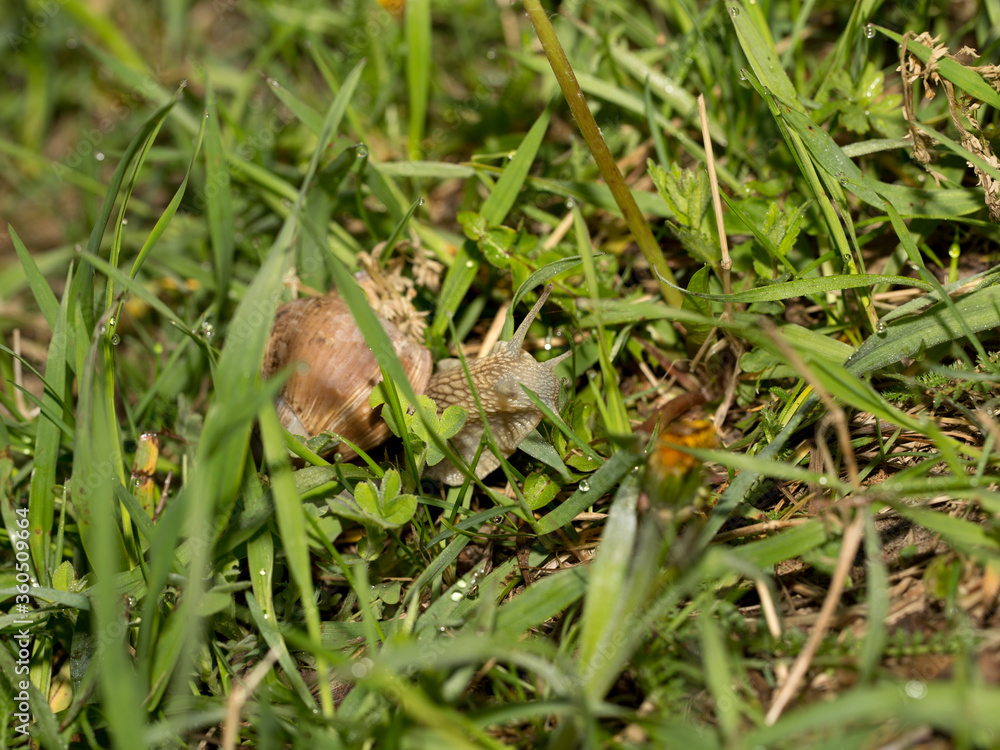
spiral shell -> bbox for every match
[263,292,432,459]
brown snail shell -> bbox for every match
[262,292,432,459]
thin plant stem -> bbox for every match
[522,0,683,308]
[698,93,732,321]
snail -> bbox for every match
[263,281,569,485]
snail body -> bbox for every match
[423,285,570,484]
[263,283,568,484]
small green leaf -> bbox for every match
[353,471,418,528]
[457,211,488,239]
[523,471,561,510]
[51,561,76,592]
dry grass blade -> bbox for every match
[766,514,864,724]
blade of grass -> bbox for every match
[405,0,430,160]
[573,206,629,435]
[204,81,236,317]
[480,108,551,226]
[535,449,638,536]
[72,98,177,334]
[27,265,73,583]
[522,0,683,307]
[8,225,59,330]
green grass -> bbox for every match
[2,0,1000,747]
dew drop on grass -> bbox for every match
[465,260,475,268]
[96,152,104,161]
[579,479,590,493]
[111,334,120,346]
[109,316,117,328]
[356,144,368,158]
[905,680,926,699]
[864,23,876,39]
[450,591,463,601]
[729,6,740,17]
[259,569,267,577]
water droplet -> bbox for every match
[203,323,214,339]
[663,84,674,95]
[269,78,279,87]
[864,23,876,39]
[838,176,849,187]
[949,244,960,259]
[263,613,268,619]
[96,152,105,161]
[586,369,598,380]
[110,334,120,346]
[457,580,468,588]
[579,480,590,493]
[818,476,828,486]
[450,591,463,601]
[491,515,504,525]
[108,316,117,328]
[417,196,425,206]
[121,218,128,226]
[258,569,267,576]
[356,144,368,158]
[506,151,515,160]
[74,244,82,253]
[739,69,748,81]
[565,199,575,209]
[99,325,107,334]
[876,320,887,335]
[905,680,926,699]
[729,6,740,17]
[465,260,475,268]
